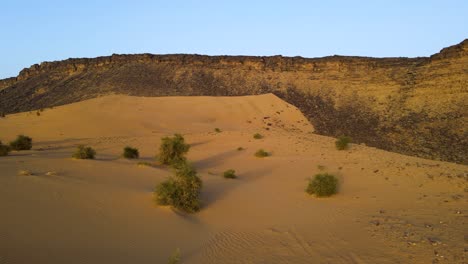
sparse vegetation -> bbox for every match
[254,149,269,158]
[253,133,263,139]
[306,173,338,197]
[168,248,181,264]
[223,169,237,179]
[237,147,244,151]
[72,145,96,159]
[0,141,11,156]
[335,136,351,150]
[158,134,190,166]
[9,135,32,150]
[317,165,326,170]
[18,170,33,176]
[214,128,221,133]
[123,146,139,159]
[154,161,202,213]
[137,161,156,167]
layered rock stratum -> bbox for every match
[0,40,467,163]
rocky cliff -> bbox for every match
[1,40,467,163]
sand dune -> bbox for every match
[0,94,466,263]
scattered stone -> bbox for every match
[427,237,442,246]
[45,171,57,176]
[379,210,385,214]
[370,220,380,226]
[374,169,379,173]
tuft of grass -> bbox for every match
[36,111,41,116]
[214,128,222,133]
[253,133,263,139]
[237,147,244,151]
[254,149,269,158]
[123,146,139,159]
[158,134,190,167]
[154,161,202,213]
[223,169,237,179]
[335,136,352,150]
[306,173,338,197]
[9,135,32,151]
[0,141,11,156]
[137,161,156,167]
[168,248,181,264]
[72,145,96,159]
[18,170,33,176]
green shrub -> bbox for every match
[158,134,190,166]
[154,162,202,213]
[72,145,96,159]
[9,135,32,150]
[335,136,351,150]
[254,149,269,158]
[214,128,221,133]
[253,133,263,139]
[0,141,11,156]
[123,146,139,159]
[306,173,338,197]
[223,169,237,179]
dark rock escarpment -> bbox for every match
[1,40,467,164]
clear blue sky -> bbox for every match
[1,0,467,79]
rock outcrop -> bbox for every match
[1,40,467,163]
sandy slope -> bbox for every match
[0,94,466,264]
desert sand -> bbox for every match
[0,94,466,263]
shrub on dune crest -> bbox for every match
[158,134,190,166]
[123,146,139,159]
[72,145,96,159]
[9,135,32,150]
[306,173,338,197]
[335,136,351,150]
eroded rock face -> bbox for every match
[1,40,467,163]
